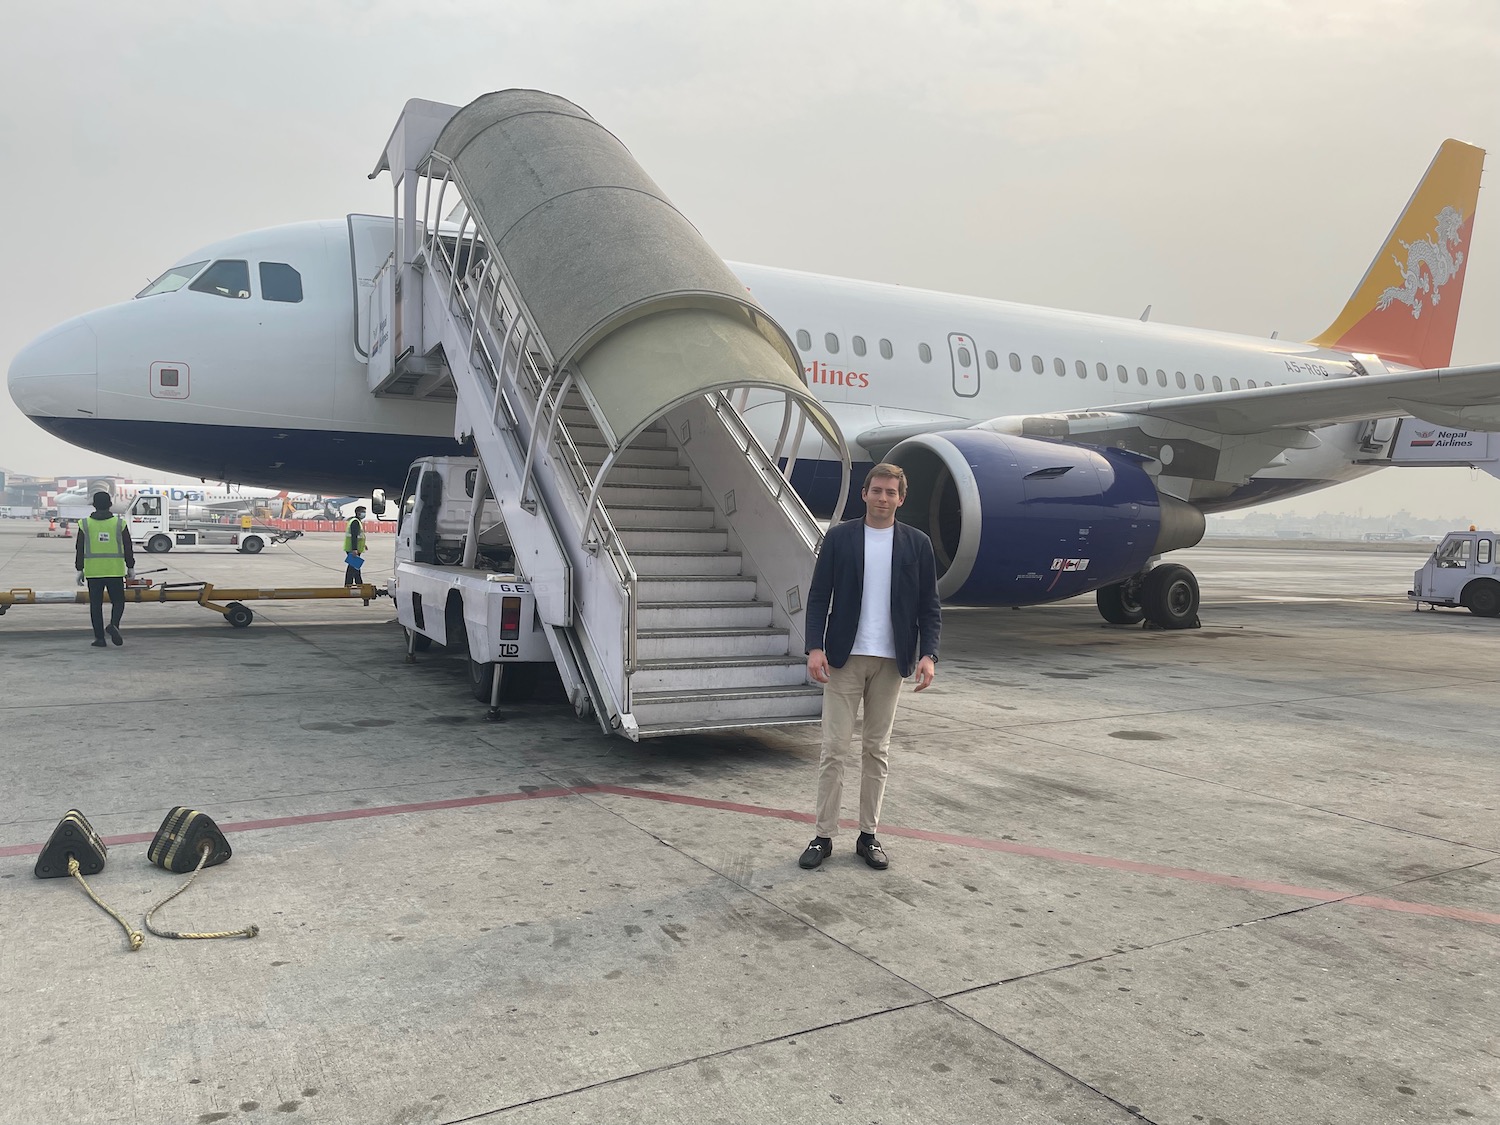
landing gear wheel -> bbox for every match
[240,535,264,554]
[1140,564,1200,630]
[147,534,172,554]
[1097,579,1145,624]
[1463,579,1500,617]
[225,602,254,629]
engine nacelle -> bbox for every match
[887,430,1204,606]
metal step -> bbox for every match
[637,600,774,630]
[631,684,824,728]
[633,714,822,739]
[629,550,744,577]
[609,505,717,529]
[597,464,693,487]
[632,655,811,693]
[573,442,681,469]
[618,527,729,553]
[637,626,791,659]
[638,574,758,601]
[601,483,704,508]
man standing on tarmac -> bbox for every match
[75,491,135,648]
[343,505,368,586]
[800,463,941,872]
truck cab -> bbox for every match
[1409,530,1500,616]
[389,457,554,704]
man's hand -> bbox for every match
[914,656,937,692]
[126,568,135,581]
[807,649,830,684]
[76,571,85,587]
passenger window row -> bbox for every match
[794,331,1270,392]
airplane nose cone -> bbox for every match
[7,317,98,419]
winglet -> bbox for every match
[1310,139,1485,369]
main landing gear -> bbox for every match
[1097,564,1201,630]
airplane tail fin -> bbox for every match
[1309,139,1484,369]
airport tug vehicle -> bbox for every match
[123,493,302,554]
[1409,530,1500,616]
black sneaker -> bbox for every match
[855,835,889,870]
[106,625,123,646]
[798,837,832,869]
[90,639,107,648]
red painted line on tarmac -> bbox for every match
[6,781,1497,928]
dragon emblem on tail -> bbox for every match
[1377,206,1465,319]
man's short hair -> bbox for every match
[863,462,907,498]
[91,491,112,509]
[354,506,367,515]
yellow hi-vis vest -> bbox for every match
[81,515,128,578]
[343,518,366,553]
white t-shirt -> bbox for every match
[850,523,897,659]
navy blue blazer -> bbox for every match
[804,518,942,678]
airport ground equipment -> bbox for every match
[145,807,258,941]
[1408,529,1500,615]
[34,809,143,952]
[0,581,384,627]
[368,93,849,738]
[122,492,302,554]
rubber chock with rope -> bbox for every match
[145,806,258,941]
[33,809,144,951]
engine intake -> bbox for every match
[887,430,1204,605]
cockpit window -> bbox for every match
[259,262,303,303]
[189,260,252,299]
[136,261,208,299]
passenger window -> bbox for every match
[1247,379,1257,389]
[1175,371,1186,389]
[1076,360,1088,379]
[259,262,303,303]
[796,330,811,351]
[1137,367,1148,386]
[190,259,251,299]
[136,260,208,298]
[1097,362,1108,381]
[879,338,893,359]
[1117,365,1129,383]
[825,332,840,354]
[138,496,162,518]
[1009,353,1022,372]
[1054,357,1066,377]
[1194,374,1205,390]
[1437,539,1473,568]
[852,335,867,357]
[957,345,972,366]
[1480,539,1493,565]
[1031,355,1044,374]
[918,343,933,363]
[1230,378,1241,391]
[1156,369,1167,387]
[1212,376,1224,392]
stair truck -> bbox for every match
[1408,529,1500,616]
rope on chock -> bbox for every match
[67,856,144,952]
[144,842,259,941]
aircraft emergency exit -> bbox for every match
[9,101,1500,628]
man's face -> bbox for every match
[862,475,904,523]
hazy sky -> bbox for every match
[3,0,1499,519]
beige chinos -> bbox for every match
[814,654,905,838]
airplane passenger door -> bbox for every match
[949,333,980,397]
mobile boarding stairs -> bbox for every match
[367,92,850,740]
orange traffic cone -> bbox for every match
[48,517,56,531]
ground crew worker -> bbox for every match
[343,505,368,586]
[75,491,135,647]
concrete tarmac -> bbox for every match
[0,522,1495,1125]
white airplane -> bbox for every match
[52,480,318,520]
[10,122,1500,626]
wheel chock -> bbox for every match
[34,809,107,879]
[147,806,232,873]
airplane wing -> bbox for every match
[1106,362,1500,435]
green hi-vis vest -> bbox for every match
[81,515,128,578]
[343,518,365,553]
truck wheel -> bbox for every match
[147,534,172,554]
[225,602,254,628]
[1141,564,1200,629]
[469,657,499,703]
[1462,579,1500,617]
[240,535,264,554]
[1097,579,1145,624]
